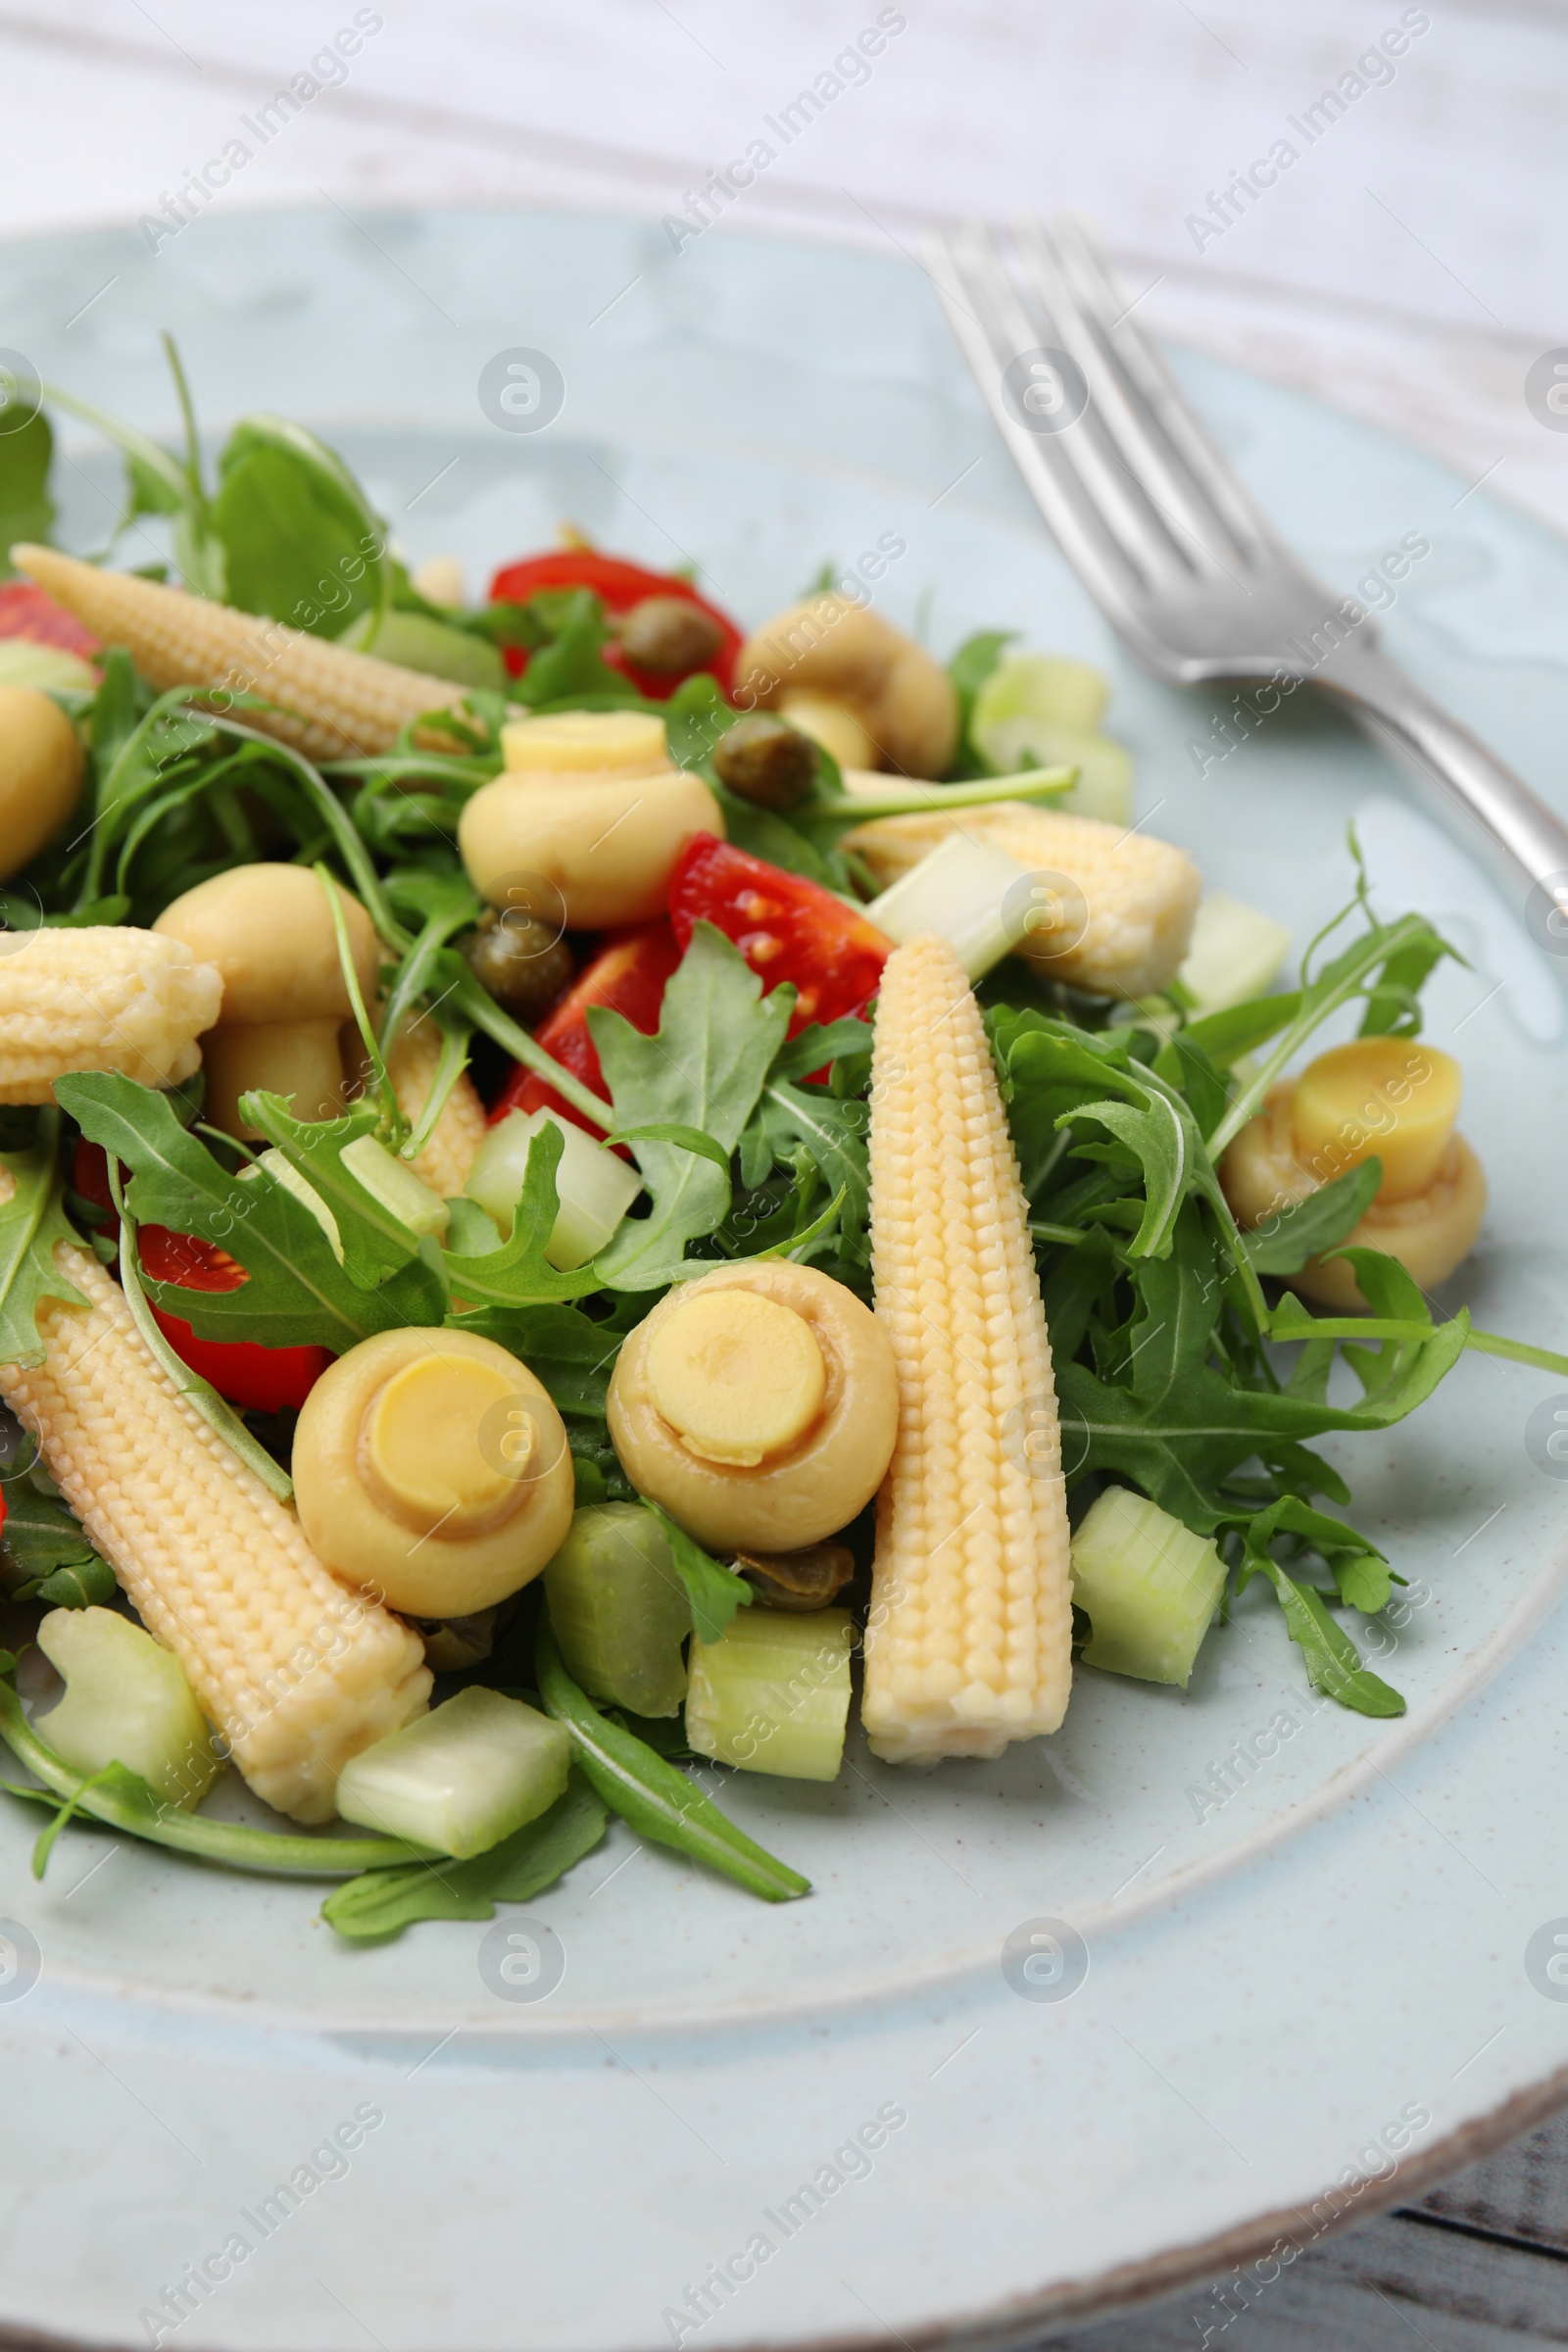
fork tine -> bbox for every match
[926,222,1191,613]
[985,219,1214,593]
[1047,211,1288,564]
[1012,215,1255,581]
[923,223,1147,621]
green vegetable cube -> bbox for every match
[35,1606,220,1809]
[685,1608,854,1781]
[1069,1488,1227,1688]
[335,1687,569,1858]
[543,1503,691,1717]
[1176,892,1292,1014]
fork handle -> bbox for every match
[1317,637,1568,930]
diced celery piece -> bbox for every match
[865,835,1034,981]
[252,1148,344,1259]
[339,607,508,693]
[685,1608,855,1781]
[466,1106,641,1269]
[334,1686,569,1858]
[972,652,1109,740]
[1177,892,1292,1014]
[35,1606,220,1809]
[543,1502,692,1716]
[341,1133,451,1237]
[1069,1488,1226,1688]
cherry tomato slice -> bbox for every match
[72,1142,329,1413]
[0,581,99,658]
[667,835,892,1034]
[491,920,683,1133]
[487,549,741,700]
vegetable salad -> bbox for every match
[0,355,1560,1946]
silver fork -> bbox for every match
[924,211,1568,940]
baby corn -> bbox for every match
[13,547,467,761]
[862,932,1073,1763]
[840,788,1200,1001]
[385,1013,485,1199]
[0,1212,430,1821]
[0,926,220,1103]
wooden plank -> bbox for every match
[1042,2209,1568,2346]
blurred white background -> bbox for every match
[2,0,1565,523]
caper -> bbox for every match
[617,595,725,676]
[733,1543,855,1612]
[463,908,574,1023]
[710,714,819,812]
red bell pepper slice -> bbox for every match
[72,1141,329,1414]
[667,835,892,1034]
[490,920,682,1133]
[0,581,99,660]
[487,548,741,700]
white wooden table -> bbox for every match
[3,3,1567,2340]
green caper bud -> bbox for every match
[616,596,725,676]
[463,909,574,1024]
[710,715,820,812]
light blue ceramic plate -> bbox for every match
[3,208,1568,2351]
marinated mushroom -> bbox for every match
[154,863,380,1138]
[732,593,959,777]
[292,1326,576,1618]
[0,684,84,879]
[1219,1037,1487,1309]
[461,708,722,929]
[463,906,574,1023]
[710,714,819,812]
[607,1262,899,1553]
[617,596,725,676]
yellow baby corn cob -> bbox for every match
[840,785,1200,1001]
[385,1012,486,1198]
[0,1206,430,1821]
[13,546,467,761]
[862,931,1073,1763]
[0,926,220,1104]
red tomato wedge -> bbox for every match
[490,921,682,1134]
[487,549,742,699]
[0,581,99,659]
[72,1141,329,1414]
[667,835,892,1034]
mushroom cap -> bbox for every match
[154,862,380,1025]
[733,593,959,777]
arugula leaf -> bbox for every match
[947,628,1015,774]
[238,1093,427,1289]
[213,416,387,639]
[535,1623,808,1901]
[320,1770,608,1942]
[645,1503,751,1643]
[1054,1204,1467,1537]
[58,1074,441,1350]
[439,1125,601,1307]
[1242,1160,1382,1276]
[0,1464,109,1604]
[515,588,637,707]
[0,1119,85,1369]
[756,1083,871,1256]
[1247,1554,1405,1716]
[447,1303,628,1418]
[0,408,54,574]
[593,923,793,1289]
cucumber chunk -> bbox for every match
[34,1605,220,1809]
[973,652,1109,739]
[543,1503,691,1717]
[685,1607,854,1781]
[466,1107,641,1269]
[334,1686,570,1858]
[1069,1488,1226,1688]
[340,1133,451,1238]
[1176,891,1292,1014]
[865,834,1034,981]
